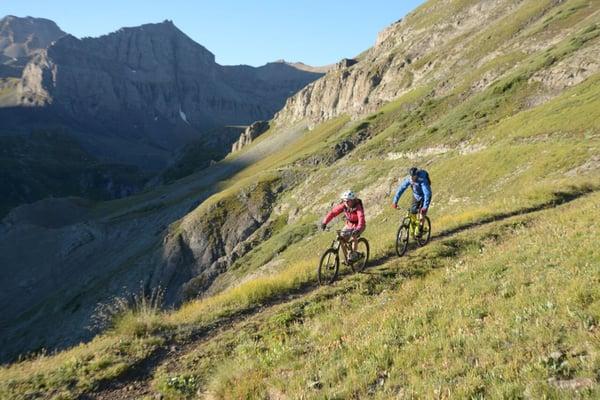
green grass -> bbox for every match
[0,77,19,104]
[460,0,559,61]
[409,0,481,30]
[4,184,597,399]
[0,335,164,400]
[354,23,600,163]
[496,74,600,141]
[532,0,597,38]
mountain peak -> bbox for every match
[270,60,333,74]
[111,19,183,36]
[1,15,64,31]
[58,18,216,68]
[0,15,66,60]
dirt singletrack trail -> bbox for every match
[80,188,595,399]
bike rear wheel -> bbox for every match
[350,238,370,272]
[416,216,431,246]
[395,218,411,257]
[318,248,339,285]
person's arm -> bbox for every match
[392,178,411,205]
[422,179,432,209]
[322,203,345,225]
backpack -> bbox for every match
[421,170,432,186]
[344,199,363,211]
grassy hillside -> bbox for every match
[1,0,599,398]
[159,191,600,399]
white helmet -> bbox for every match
[340,190,356,201]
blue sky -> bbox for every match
[2,0,425,66]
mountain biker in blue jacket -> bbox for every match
[391,167,432,236]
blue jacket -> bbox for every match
[393,170,432,208]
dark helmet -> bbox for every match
[408,167,418,177]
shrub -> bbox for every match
[89,285,166,337]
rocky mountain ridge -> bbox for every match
[231,121,270,152]
[4,19,324,169]
[0,17,325,216]
[0,15,65,77]
[275,0,600,125]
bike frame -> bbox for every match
[331,230,352,263]
[407,212,421,237]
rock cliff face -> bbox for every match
[0,16,65,77]
[153,176,285,303]
[2,19,324,170]
[274,3,494,123]
[231,121,270,152]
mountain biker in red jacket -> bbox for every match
[321,190,366,262]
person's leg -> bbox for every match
[415,199,425,235]
[340,242,348,261]
[350,228,363,256]
[409,198,420,235]
[340,229,352,261]
[343,235,356,261]
[341,229,358,261]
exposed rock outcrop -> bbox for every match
[296,122,371,166]
[529,40,600,91]
[335,58,358,70]
[231,121,270,152]
[152,175,286,303]
[273,3,506,124]
[0,15,65,77]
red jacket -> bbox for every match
[322,200,366,231]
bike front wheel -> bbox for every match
[395,218,411,257]
[416,216,431,246]
[318,248,339,285]
[351,238,370,272]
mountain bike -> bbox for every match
[395,209,431,257]
[318,229,370,285]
